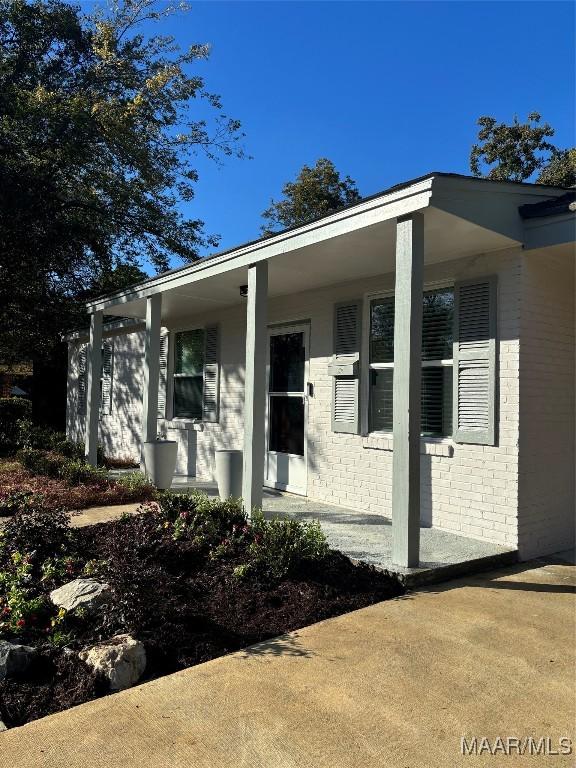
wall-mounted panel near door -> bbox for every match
[265,324,309,495]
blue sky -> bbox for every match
[138,1,574,267]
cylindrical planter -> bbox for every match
[143,441,178,490]
[215,449,243,500]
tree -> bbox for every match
[0,0,245,367]
[536,148,576,187]
[470,113,575,186]
[261,158,361,235]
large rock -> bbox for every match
[0,639,36,681]
[79,634,146,691]
[49,578,111,613]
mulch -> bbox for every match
[0,514,404,727]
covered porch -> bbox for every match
[80,174,552,568]
[170,477,517,585]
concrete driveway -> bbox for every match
[1,559,574,768]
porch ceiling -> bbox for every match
[104,206,519,324]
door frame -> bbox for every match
[264,321,310,495]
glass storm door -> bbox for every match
[265,325,309,495]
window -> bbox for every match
[173,329,205,419]
[368,287,454,437]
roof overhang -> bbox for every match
[85,173,572,326]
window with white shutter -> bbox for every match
[169,325,220,422]
[331,301,362,433]
[368,287,454,437]
[453,277,497,445]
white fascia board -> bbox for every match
[86,178,434,312]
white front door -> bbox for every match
[265,324,309,495]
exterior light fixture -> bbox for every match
[239,284,248,298]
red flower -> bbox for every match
[1,606,10,616]
[16,618,25,628]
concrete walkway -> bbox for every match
[1,559,574,768]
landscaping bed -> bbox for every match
[0,493,404,727]
[0,458,155,515]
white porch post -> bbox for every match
[242,261,268,514]
[84,310,103,467]
[141,294,163,469]
[391,213,424,567]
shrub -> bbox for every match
[58,459,107,487]
[0,552,52,636]
[0,490,41,518]
[0,398,32,448]
[0,506,71,567]
[16,448,66,478]
[16,421,104,465]
[238,513,329,583]
[114,471,156,498]
[158,490,245,544]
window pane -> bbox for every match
[370,369,393,432]
[174,376,203,419]
[370,289,454,364]
[421,366,453,437]
[175,330,205,376]
[270,332,305,392]
[269,396,304,455]
[370,297,395,363]
[422,288,454,360]
[370,366,453,436]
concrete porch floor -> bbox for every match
[170,477,518,586]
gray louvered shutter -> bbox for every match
[78,344,87,416]
[157,332,169,418]
[453,277,497,445]
[100,339,113,416]
[202,325,220,422]
[331,301,362,434]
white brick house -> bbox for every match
[65,173,575,565]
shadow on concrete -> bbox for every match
[240,632,316,660]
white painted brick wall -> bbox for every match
[518,251,575,559]
[67,248,523,550]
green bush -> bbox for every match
[0,506,71,567]
[58,459,108,487]
[16,447,66,478]
[17,421,86,459]
[158,490,245,544]
[239,513,329,582]
[0,490,42,518]
[115,471,154,494]
[0,397,32,447]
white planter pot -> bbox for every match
[215,450,243,500]
[143,441,178,490]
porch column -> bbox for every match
[242,261,268,514]
[391,213,424,567]
[84,310,103,467]
[141,294,162,468]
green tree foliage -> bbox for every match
[536,148,576,187]
[470,113,574,186]
[261,158,361,235]
[0,0,244,365]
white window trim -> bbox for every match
[361,280,455,440]
[166,325,205,424]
